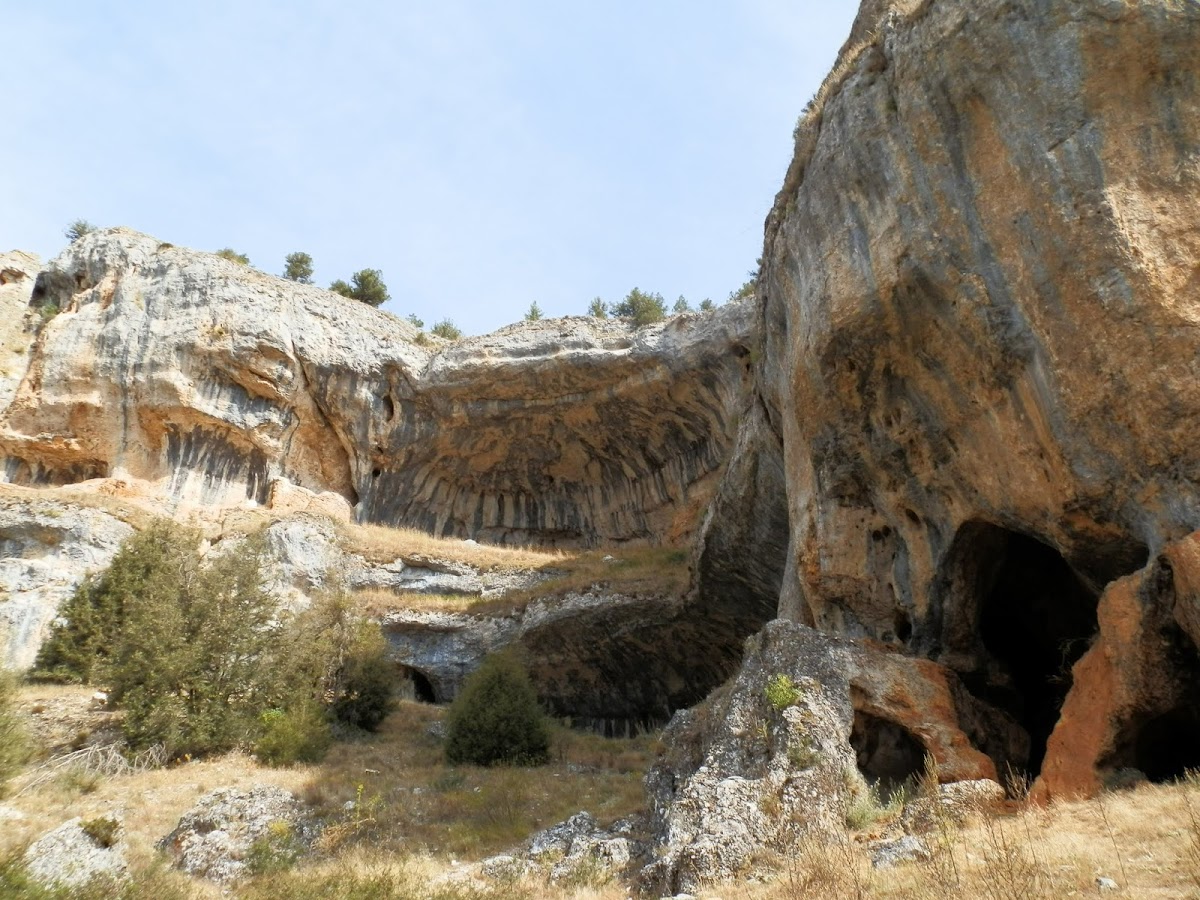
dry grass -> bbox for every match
[1,690,654,898]
[355,546,691,617]
[295,701,653,858]
[749,777,1200,899]
[338,521,565,571]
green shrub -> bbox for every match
[254,705,333,767]
[673,295,690,313]
[34,523,197,684]
[444,651,549,767]
[277,591,395,733]
[524,302,543,321]
[64,219,96,243]
[35,522,284,758]
[331,269,389,307]
[431,319,463,340]
[283,252,314,283]
[80,816,121,848]
[612,288,666,326]
[588,297,608,318]
[765,673,802,711]
[216,248,251,265]
[0,672,30,794]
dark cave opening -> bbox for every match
[976,530,1099,776]
[851,710,926,800]
[398,666,437,704]
[1130,706,1200,783]
[940,523,1103,778]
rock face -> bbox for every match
[0,251,39,415]
[0,489,133,669]
[1039,528,1200,798]
[642,620,1001,893]
[0,230,753,547]
[716,0,1200,787]
[384,587,751,734]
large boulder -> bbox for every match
[157,785,319,883]
[641,620,1002,893]
[23,816,126,889]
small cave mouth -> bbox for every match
[398,666,437,704]
[1128,707,1200,783]
[940,522,1103,778]
[851,710,926,800]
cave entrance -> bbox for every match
[1130,706,1200,783]
[941,523,1101,778]
[851,710,926,802]
[398,666,437,703]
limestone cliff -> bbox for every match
[723,0,1200,784]
[0,230,753,547]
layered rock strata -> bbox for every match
[0,230,754,547]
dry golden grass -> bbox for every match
[338,521,565,571]
[745,778,1200,899]
[1,690,654,898]
[355,546,691,617]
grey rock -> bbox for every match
[0,496,133,670]
[642,620,1003,894]
[870,834,928,869]
[157,785,319,883]
[1097,876,1119,891]
[23,816,126,888]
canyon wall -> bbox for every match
[734,0,1200,785]
[0,230,754,547]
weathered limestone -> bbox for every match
[0,490,133,670]
[710,0,1200,788]
[0,231,754,547]
[0,251,39,414]
[1039,529,1200,798]
[642,620,1000,892]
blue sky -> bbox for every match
[3,2,859,335]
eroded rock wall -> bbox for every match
[756,0,1200,678]
[0,230,754,547]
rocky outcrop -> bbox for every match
[0,230,753,547]
[1038,528,1200,798]
[0,489,133,670]
[642,620,1002,892]
[707,0,1200,789]
[158,786,319,883]
[23,816,127,889]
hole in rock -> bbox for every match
[941,523,1104,777]
[381,396,395,421]
[398,666,437,703]
[1131,707,1200,783]
[371,468,381,479]
[851,710,925,801]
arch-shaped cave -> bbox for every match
[936,522,1105,777]
[851,710,926,800]
[398,665,437,703]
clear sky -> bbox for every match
[3,2,859,335]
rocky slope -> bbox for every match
[0,230,753,547]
